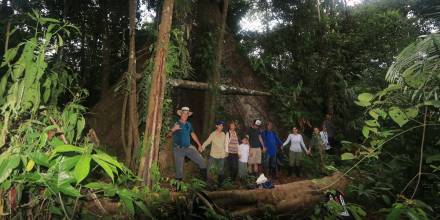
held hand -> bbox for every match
[197,143,203,152]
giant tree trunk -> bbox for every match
[202,0,229,138]
[138,0,175,187]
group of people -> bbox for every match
[168,106,337,184]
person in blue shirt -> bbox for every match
[168,107,207,181]
[262,122,282,178]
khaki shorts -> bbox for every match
[248,148,262,164]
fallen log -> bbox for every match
[206,172,349,216]
[169,79,271,96]
[83,172,348,217]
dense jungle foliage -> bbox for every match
[1,0,440,219]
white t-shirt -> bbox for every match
[238,143,250,163]
[283,134,306,152]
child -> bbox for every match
[238,136,250,179]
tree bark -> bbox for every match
[124,0,140,169]
[138,0,175,187]
[202,0,229,138]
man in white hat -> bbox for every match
[169,106,207,181]
[247,119,265,176]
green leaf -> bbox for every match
[368,109,379,120]
[52,144,84,154]
[93,151,124,170]
[49,206,63,215]
[404,107,419,119]
[386,204,403,220]
[49,137,67,147]
[426,154,440,164]
[0,153,21,183]
[388,107,409,127]
[341,152,355,160]
[362,126,370,138]
[354,100,371,107]
[40,17,60,24]
[85,182,107,190]
[74,155,91,184]
[58,183,81,197]
[134,200,154,218]
[406,209,421,220]
[365,120,379,127]
[38,132,48,148]
[0,74,8,97]
[57,171,76,186]
[423,100,440,107]
[92,156,115,182]
[29,151,49,167]
[76,117,85,140]
[358,93,374,102]
[118,189,135,215]
[59,155,81,171]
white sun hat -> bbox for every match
[177,106,193,116]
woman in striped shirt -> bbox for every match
[225,121,240,180]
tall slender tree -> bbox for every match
[138,0,174,187]
[124,0,140,169]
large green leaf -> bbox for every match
[388,107,409,127]
[0,153,21,183]
[118,189,135,215]
[74,155,91,184]
[52,144,84,154]
[341,152,356,160]
[92,156,115,182]
[58,183,81,197]
[59,155,81,171]
[358,93,374,102]
[28,152,50,167]
[93,151,124,170]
